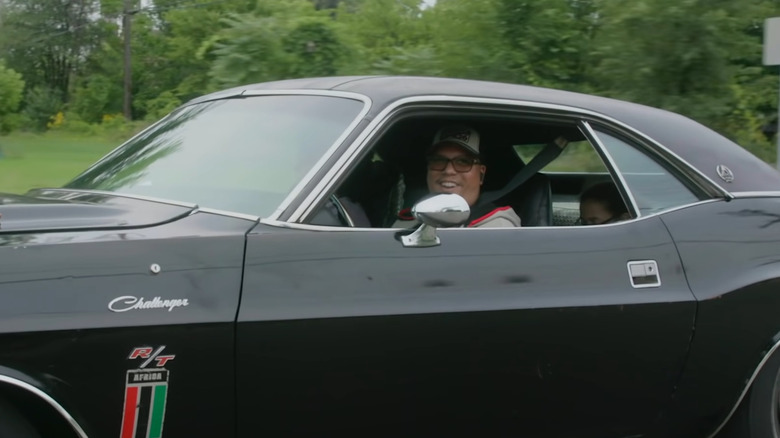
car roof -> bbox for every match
[194,75,780,193]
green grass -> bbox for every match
[0,132,119,194]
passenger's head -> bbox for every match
[579,182,630,225]
[425,125,486,206]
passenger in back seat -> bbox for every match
[578,182,630,225]
[393,125,522,228]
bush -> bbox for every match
[142,91,182,121]
[0,63,25,120]
[22,87,63,132]
[97,113,149,141]
[46,112,99,136]
[70,75,122,124]
[0,112,28,134]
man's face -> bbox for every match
[426,144,486,206]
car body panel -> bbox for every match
[237,218,695,437]
[652,198,780,437]
[0,189,194,232]
[0,206,255,437]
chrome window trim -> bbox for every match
[239,89,371,99]
[706,338,780,438]
[35,190,262,222]
[259,199,722,233]
[730,191,780,198]
[286,94,730,223]
[196,207,260,222]
[33,188,198,209]
[581,121,642,217]
[0,374,89,438]
[259,218,379,232]
[247,90,373,220]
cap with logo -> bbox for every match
[430,125,480,156]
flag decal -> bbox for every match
[120,346,174,438]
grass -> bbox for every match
[0,131,119,194]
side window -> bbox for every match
[308,112,697,229]
[593,129,700,215]
[515,139,619,226]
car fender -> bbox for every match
[706,332,780,438]
[0,365,88,438]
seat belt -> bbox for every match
[475,138,567,209]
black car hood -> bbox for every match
[0,189,196,232]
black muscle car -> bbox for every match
[2,76,780,438]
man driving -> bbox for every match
[394,125,522,228]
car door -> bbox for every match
[235,106,704,437]
[236,217,693,438]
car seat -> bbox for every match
[496,173,552,227]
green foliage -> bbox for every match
[142,91,182,121]
[0,63,25,115]
[0,113,28,134]
[97,113,149,142]
[592,0,731,110]
[207,14,293,87]
[0,63,25,134]
[494,0,601,88]
[206,0,345,87]
[0,0,777,165]
[131,7,228,118]
[284,20,345,77]
[0,131,117,193]
[421,0,512,81]
[0,0,106,98]
[334,0,426,63]
[48,112,99,136]
[587,0,779,159]
[70,75,122,124]
[23,87,64,132]
[370,46,443,75]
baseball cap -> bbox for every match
[430,125,480,156]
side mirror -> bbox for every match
[401,194,470,248]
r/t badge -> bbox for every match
[120,346,175,438]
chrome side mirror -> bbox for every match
[400,194,470,248]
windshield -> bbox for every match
[65,95,365,217]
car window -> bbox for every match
[592,129,700,215]
[515,140,605,172]
[307,113,634,229]
[516,139,618,226]
[66,95,365,217]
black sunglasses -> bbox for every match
[426,155,480,172]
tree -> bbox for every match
[334,0,428,74]
[590,0,779,158]
[206,0,345,88]
[0,0,106,101]
[491,0,602,88]
[0,63,25,133]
